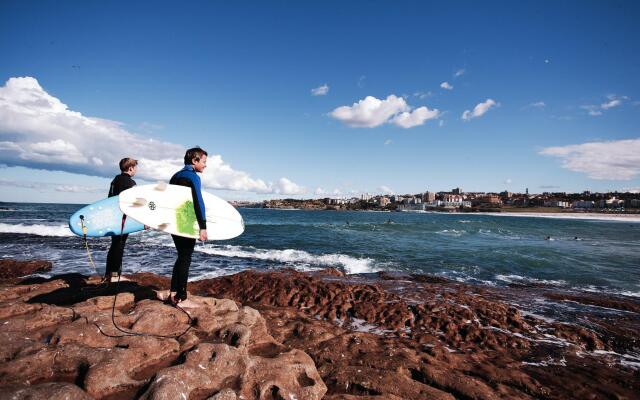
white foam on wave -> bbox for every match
[0,223,73,237]
[495,274,567,286]
[195,244,376,274]
[576,285,640,298]
[436,229,466,237]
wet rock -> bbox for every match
[0,259,52,280]
[191,269,640,400]
[0,273,326,400]
[2,267,639,400]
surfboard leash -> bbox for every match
[79,215,98,273]
[99,218,195,339]
[102,274,194,339]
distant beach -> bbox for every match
[476,211,640,223]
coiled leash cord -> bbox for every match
[77,215,194,339]
[79,215,98,273]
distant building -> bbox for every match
[544,200,569,208]
[599,198,624,208]
[500,191,513,199]
[378,197,390,207]
[452,187,462,195]
[478,195,501,205]
[572,200,595,209]
[627,199,640,208]
[422,191,436,202]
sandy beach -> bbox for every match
[475,211,640,223]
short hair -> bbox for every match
[184,147,208,165]
[119,158,138,172]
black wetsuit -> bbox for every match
[105,173,136,278]
[168,165,205,300]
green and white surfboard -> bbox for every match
[118,183,244,240]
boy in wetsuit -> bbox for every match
[168,147,208,306]
[104,158,138,282]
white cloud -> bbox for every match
[330,95,409,128]
[314,187,326,195]
[581,105,602,116]
[600,95,627,110]
[582,94,628,116]
[311,84,329,96]
[413,91,432,99]
[601,99,621,110]
[330,95,438,129]
[55,185,104,193]
[378,185,394,195]
[332,189,342,195]
[384,139,393,145]
[440,81,453,90]
[530,101,546,108]
[454,69,466,78]
[503,178,512,185]
[0,178,103,193]
[0,76,304,195]
[271,177,306,195]
[391,106,440,128]
[462,99,498,121]
[438,120,445,127]
[540,138,640,180]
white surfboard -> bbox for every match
[119,183,244,240]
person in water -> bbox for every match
[104,157,138,282]
[167,147,208,307]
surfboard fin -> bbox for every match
[132,198,147,207]
[155,182,168,191]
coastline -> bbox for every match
[258,206,640,223]
[470,211,640,223]
[1,259,639,399]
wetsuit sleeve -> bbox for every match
[191,174,207,230]
[108,179,116,197]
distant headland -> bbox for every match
[231,187,640,215]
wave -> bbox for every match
[0,223,73,237]
[495,274,567,286]
[195,244,376,274]
[576,285,640,298]
[436,229,466,237]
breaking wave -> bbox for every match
[196,244,376,274]
[0,223,73,237]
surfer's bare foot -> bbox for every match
[156,290,171,301]
[176,298,200,308]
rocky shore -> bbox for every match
[1,259,639,399]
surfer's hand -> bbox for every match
[199,229,208,241]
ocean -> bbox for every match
[1,202,639,299]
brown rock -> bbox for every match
[0,382,92,399]
[0,272,326,400]
[0,259,52,280]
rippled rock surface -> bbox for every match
[0,267,326,399]
[1,260,639,399]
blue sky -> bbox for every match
[1,1,639,203]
